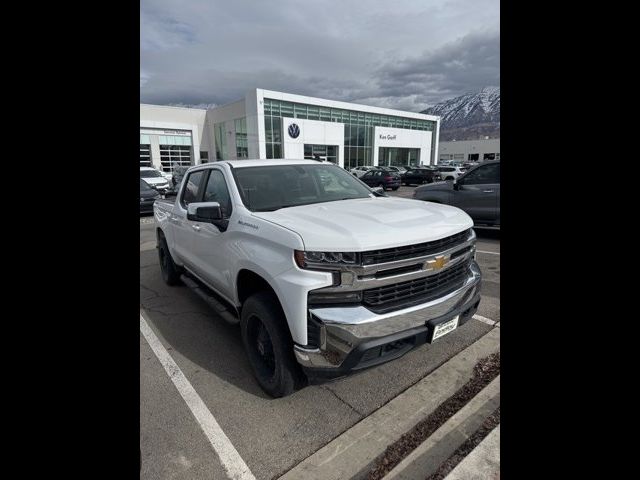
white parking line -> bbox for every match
[472,314,498,326]
[476,250,500,255]
[140,313,256,480]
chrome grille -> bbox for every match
[361,229,471,265]
[362,260,471,313]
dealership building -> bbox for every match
[438,138,500,163]
[140,89,441,171]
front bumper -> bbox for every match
[294,260,482,382]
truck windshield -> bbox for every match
[233,164,374,212]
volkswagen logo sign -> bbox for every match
[288,123,300,139]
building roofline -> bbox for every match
[255,88,440,122]
[140,103,208,112]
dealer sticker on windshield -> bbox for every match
[432,315,459,341]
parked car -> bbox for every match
[413,161,500,227]
[154,160,481,397]
[436,166,466,181]
[350,165,377,178]
[140,166,170,193]
[359,169,401,190]
[401,167,442,186]
[377,166,406,175]
[140,179,160,214]
[160,170,173,182]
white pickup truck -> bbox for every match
[154,159,482,397]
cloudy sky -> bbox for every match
[140,0,499,112]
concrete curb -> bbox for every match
[444,425,500,480]
[140,241,156,252]
[279,327,500,480]
[384,376,500,479]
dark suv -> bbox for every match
[413,161,500,227]
[401,167,442,186]
[359,169,401,190]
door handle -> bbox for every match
[192,224,201,231]
[483,190,494,193]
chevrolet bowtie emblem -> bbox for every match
[425,255,450,271]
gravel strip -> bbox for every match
[366,352,500,480]
[426,408,500,480]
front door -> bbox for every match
[453,163,500,222]
[189,168,235,301]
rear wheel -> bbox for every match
[158,235,181,285]
[378,182,385,191]
[241,292,305,397]
[391,186,399,191]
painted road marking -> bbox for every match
[140,313,256,480]
[473,314,498,327]
[476,250,500,255]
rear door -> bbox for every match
[452,163,500,222]
[171,169,207,267]
[360,170,375,186]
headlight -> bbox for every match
[294,250,359,268]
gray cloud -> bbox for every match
[141,0,499,111]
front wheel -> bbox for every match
[241,292,305,397]
[391,186,399,191]
[378,183,386,191]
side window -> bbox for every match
[203,170,232,217]
[363,171,372,178]
[460,164,500,185]
[180,171,205,208]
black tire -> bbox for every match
[378,182,385,191]
[391,186,399,191]
[158,235,181,286]
[241,292,305,397]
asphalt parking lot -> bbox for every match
[139,186,500,480]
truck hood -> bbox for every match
[251,197,472,251]
[415,181,454,193]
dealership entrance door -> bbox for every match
[378,147,420,167]
[304,144,338,163]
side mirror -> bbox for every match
[187,202,222,222]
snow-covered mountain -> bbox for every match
[422,87,500,140]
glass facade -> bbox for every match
[304,144,338,163]
[214,123,228,160]
[263,98,436,168]
[140,134,151,167]
[158,135,193,172]
[235,118,248,159]
[378,147,420,167]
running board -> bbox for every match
[180,274,240,325]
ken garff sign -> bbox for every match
[288,123,300,139]
[379,134,397,140]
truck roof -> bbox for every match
[220,159,329,168]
